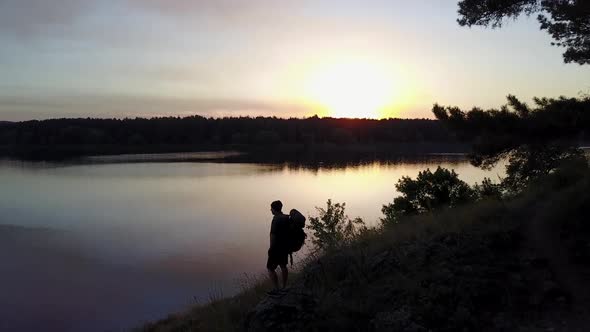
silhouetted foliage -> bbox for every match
[0,116,459,159]
[307,200,366,251]
[433,95,590,151]
[381,167,479,225]
[457,0,590,64]
[434,95,590,192]
[473,177,504,199]
[502,144,587,192]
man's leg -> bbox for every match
[279,264,288,289]
[268,268,279,289]
[267,250,280,290]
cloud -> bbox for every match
[0,0,95,38]
[0,0,303,37]
[127,0,303,20]
[0,0,308,49]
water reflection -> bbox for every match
[0,156,501,331]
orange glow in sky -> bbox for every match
[298,60,414,119]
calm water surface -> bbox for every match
[0,154,502,331]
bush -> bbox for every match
[473,177,503,200]
[502,145,586,193]
[307,200,366,251]
[381,167,477,225]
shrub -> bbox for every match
[502,145,586,193]
[307,199,366,251]
[473,177,503,200]
[381,167,477,225]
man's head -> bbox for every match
[270,200,283,215]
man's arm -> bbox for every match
[269,218,277,249]
[270,234,277,249]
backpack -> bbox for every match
[287,209,307,266]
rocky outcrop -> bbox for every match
[371,308,426,332]
[244,286,318,332]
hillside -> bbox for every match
[139,167,590,332]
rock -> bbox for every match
[461,265,474,274]
[540,281,572,308]
[438,233,460,246]
[542,280,559,294]
[371,308,425,332]
[244,286,317,332]
[570,240,590,265]
[492,313,513,331]
[530,257,550,268]
[451,305,472,326]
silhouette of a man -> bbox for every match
[267,200,289,291]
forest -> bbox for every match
[0,116,460,159]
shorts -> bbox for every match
[266,248,288,270]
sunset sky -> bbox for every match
[1,0,589,121]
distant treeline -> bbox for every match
[0,116,455,145]
[0,116,463,159]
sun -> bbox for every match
[305,61,396,119]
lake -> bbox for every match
[0,153,503,332]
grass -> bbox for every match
[137,274,270,332]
